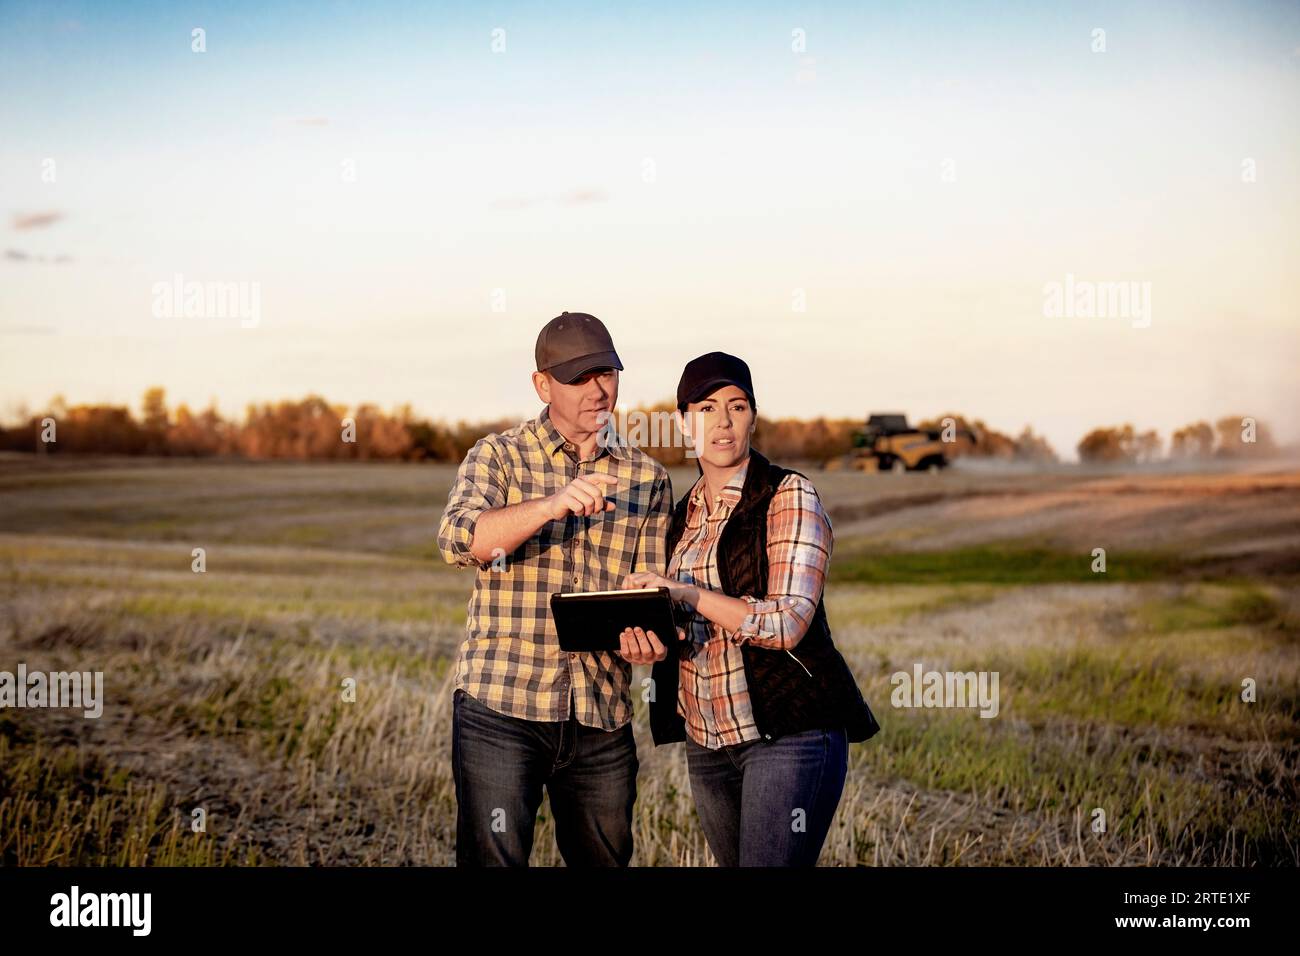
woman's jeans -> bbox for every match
[451,688,638,867]
[686,727,848,866]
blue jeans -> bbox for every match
[685,727,848,866]
[451,688,638,866]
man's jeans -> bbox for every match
[451,688,638,866]
[685,727,848,866]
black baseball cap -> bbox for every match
[535,312,623,384]
[676,352,756,411]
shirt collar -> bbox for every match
[687,456,750,519]
[533,404,630,462]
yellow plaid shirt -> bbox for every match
[437,405,673,730]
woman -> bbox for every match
[620,351,879,867]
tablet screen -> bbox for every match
[550,587,679,654]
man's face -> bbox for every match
[536,367,619,435]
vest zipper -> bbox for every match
[786,648,812,677]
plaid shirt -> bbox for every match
[668,457,833,749]
[437,405,673,730]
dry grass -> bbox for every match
[1,458,1297,865]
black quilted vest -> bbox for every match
[648,449,881,746]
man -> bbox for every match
[437,311,674,866]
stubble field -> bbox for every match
[1,455,1296,866]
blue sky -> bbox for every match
[2,0,1298,457]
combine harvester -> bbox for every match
[833,413,978,473]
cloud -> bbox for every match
[562,188,609,205]
[12,211,64,230]
[292,117,330,127]
[490,188,610,209]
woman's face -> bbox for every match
[679,385,756,468]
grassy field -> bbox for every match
[1,455,1297,866]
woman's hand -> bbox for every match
[621,571,698,607]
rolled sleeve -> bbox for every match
[437,438,508,568]
[728,476,832,650]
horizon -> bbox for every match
[3,0,1298,462]
[3,382,1289,464]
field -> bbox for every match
[1,455,1297,866]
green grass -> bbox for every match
[826,583,1003,626]
[1136,586,1289,634]
[854,708,1292,864]
[831,546,1195,585]
[986,646,1258,729]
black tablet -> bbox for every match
[550,587,679,653]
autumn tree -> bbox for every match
[140,387,170,455]
[239,396,348,459]
[167,401,231,456]
[347,403,415,460]
[1013,426,1058,463]
[1077,424,1138,463]
[1214,415,1276,458]
[1170,421,1214,458]
[56,404,149,454]
[1135,429,1162,462]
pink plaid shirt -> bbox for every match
[667,457,834,748]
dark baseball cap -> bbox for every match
[535,312,624,384]
[676,351,756,411]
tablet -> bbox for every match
[550,587,679,653]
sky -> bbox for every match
[1,0,1298,459]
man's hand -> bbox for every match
[616,625,688,664]
[547,473,618,520]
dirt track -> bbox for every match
[810,464,1300,561]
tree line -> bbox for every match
[1076,418,1275,463]
[0,388,1279,466]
